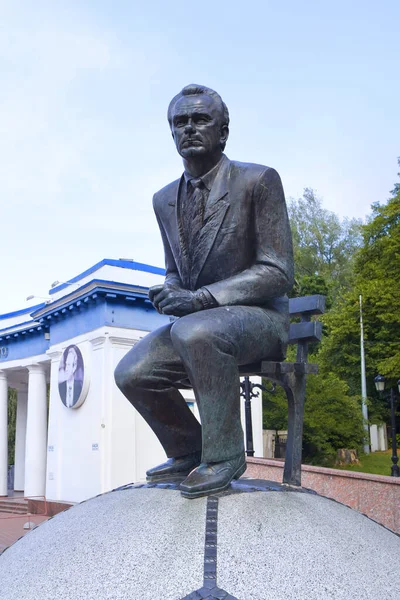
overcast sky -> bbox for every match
[1,0,399,315]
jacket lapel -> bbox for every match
[164,177,189,285]
[189,157,231,288]
[174,176,191,286]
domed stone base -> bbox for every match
[0,479,399,599]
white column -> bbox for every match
[14,387,28,491]
[25,364,48,498]
[0,371,8,497]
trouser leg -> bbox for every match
[114,324,202,458]
[170,306,284,463]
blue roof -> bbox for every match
[0,258,165,323]
[49,258,165,295]
[0,303,45,321]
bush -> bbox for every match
[388,433,400,447]
[263,364,365,466]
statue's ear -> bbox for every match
[221,125,229,145]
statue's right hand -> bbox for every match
[148,285,164,303]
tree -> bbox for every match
[356,185,400,379]
[263,188,369,465]
[288,188,362,301]
[263,347,365,465]
[270,162,400,462]
[318,159,400,421]
[8,388,17,466]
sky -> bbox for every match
[1,0,399,315]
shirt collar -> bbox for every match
[183,154,225,191]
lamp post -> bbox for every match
[26,295,51,304]
[240,376,273,457]
[374,375,400,477]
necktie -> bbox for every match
[185,178,206,263]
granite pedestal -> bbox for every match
[0,479,399,599]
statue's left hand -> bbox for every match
[151,284,202,316]
[148,285,164,304]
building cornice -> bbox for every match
[0,280,154,344]
[31,280,153,323]
[0,322,44,342]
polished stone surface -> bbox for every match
[218,491,399,599]
[0,487,206,600]
[247,457,400,533]
[0,480,399,599]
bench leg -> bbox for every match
[282,373,306,486]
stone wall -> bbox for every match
[246,457,400,534]
[28,498,73,517]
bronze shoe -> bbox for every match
[179,454,246,498]
[146,452,202,482]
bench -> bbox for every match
[239,294,326,487]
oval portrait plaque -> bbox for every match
[58,345,88,409]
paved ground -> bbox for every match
[0,512,49,553]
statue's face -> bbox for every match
[170,94,225,159]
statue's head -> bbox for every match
[168,84,229,160]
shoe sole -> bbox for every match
[180,461,247,499]
[146,470,193,483]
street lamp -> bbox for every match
[26,294,52,304]
[240,376,275,457]
[50,280,80,289]
[374,375,400,477]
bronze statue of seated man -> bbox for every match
[114,84,294,498]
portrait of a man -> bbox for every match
[58,345,84,408]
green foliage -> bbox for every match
[388,434,400,447]
[8,388,17,466]
[274,158,400,466]
[262,384,288,431]
[318,159,400,417]
[290,274,332,309]
[301,369,365,465]
[263,367,365,465]
[262,348,365,465]
[272,188,366,465]
[288,188,362,300]
[318,294,362,393]
[355,184,400,379]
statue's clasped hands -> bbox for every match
[149,284,203,317]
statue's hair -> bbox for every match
[167,84,229,150]
[66,346,78,372]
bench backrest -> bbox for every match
[288,294,325,345]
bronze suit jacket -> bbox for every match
[152,154,294,323]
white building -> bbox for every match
[0,259,263,504]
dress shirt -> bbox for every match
[180,156,224,270]
[66,379,75,408]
